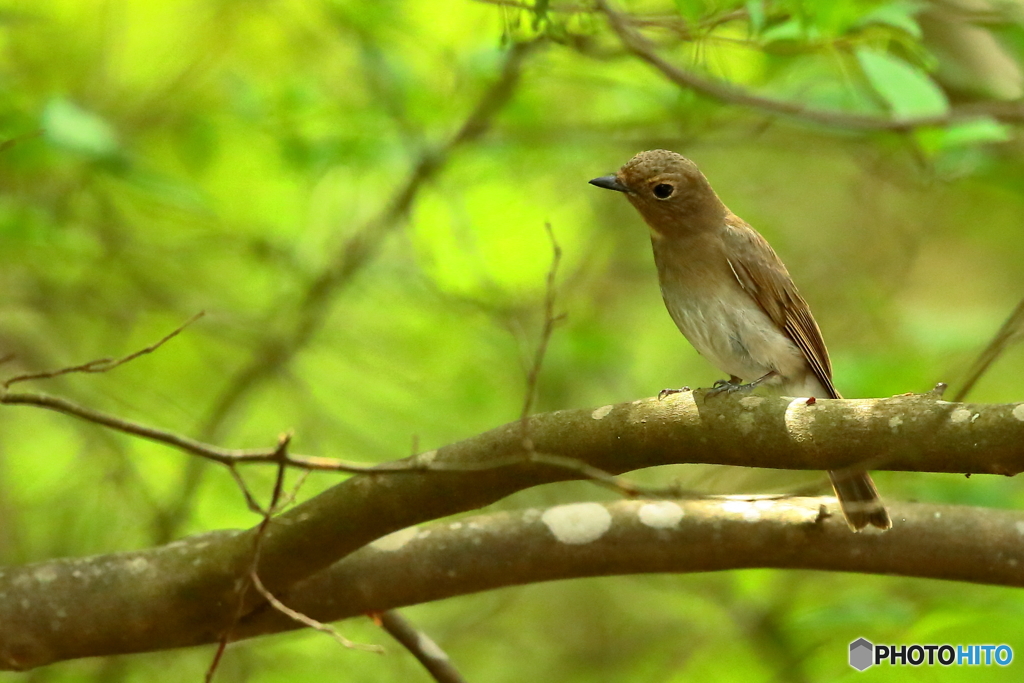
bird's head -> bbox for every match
[590,149,726,237]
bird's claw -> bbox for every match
[705,378,750,398]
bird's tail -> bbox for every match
[828,470,891,531]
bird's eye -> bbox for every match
[653,183,674,199]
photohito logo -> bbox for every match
[849,638,1013,671]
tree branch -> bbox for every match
[372,610,467,683]
[595,0,1024,130]
[2,391,1022,669]
[4,496,1023,670]
[238,497,1024,638]
[0,390,425,474]
[2,312,204,389]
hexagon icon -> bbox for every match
[849,638,874,671]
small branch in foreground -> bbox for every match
[248,439,381,651]
[372,610,467,683]
[205,434,293,683]
[240,438,379,656]
[2,312,205,389]
[207,436,376,682]
[250,572,381,653]
[227,464,269,515]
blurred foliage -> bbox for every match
[3,0,1024,681]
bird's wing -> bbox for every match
[721,213,840,399]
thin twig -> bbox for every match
[206,436,292,683]
[204,627,230,681]
[251,571,381,653]
[207,436,369,681]
[227,464,267,515]
[520,223,565,433]
[205,436,290,679]
[511,225,652,498]
[527,453,642,496]
[3,312,205,388]
[248,439,380,654]
[276,469,311,510]
[953,295,1024,402]
[594,0,1024,131]
[0,390,425,473]
[372,610,467,683]
[476,0,746,28]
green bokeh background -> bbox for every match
[2,0,1023,681]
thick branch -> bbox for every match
[4,496,1023,670]
[238,498,1024,638]
[1,391,1022,669]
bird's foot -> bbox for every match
[705,377,749,398]
[704,371,778,399]
[658,386,691,400]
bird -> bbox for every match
[589,149,891,531]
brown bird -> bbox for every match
[590,149,891,531]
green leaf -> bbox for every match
[857,2,923,39]
[943,117,1011,147]
[759,18,804,45]
[856,49,948,119]
[41,98,119,158]
[915,117,1011,156]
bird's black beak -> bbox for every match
[589,175,628,193]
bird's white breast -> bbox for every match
[660,276,808,386]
